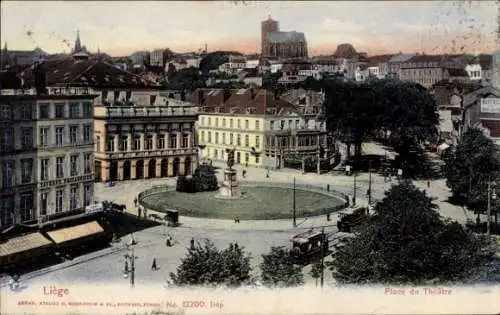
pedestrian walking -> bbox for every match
[124,260,129,272]
[266,168,270,178]
[134,197,137,207]
[151,258,157,271]
[138,207,142,218]
[427,180,431,188]
[190,238,195,250]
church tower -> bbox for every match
[73,30,82,53]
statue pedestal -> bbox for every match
[219,168,241,198]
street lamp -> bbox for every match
[292,176,296,227]
[487,177,496,235]
[123,248,137,288]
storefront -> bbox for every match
[0,232,54,269]
[45,221,107,255]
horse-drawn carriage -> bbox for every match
[148,209,179,227]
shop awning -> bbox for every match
[0,232,53,257]
[47,221,105,244]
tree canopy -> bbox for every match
[442,127,500,217]
[260,246,304,287]
[318,78,438,166]
[330,181,496,284]
[170,240,252,287]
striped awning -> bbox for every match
[47,221,104,244]
[0,232,52,257]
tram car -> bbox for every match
[291,229,329,265]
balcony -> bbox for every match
[106,147,198,160]
[38,140,94,150]
[94,105,199,118]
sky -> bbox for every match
[1,0,499,57]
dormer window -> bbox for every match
[214,107,221,113]
[230,107,239,114]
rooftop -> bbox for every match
[267,31,306,43]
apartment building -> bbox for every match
[94,92,198,182]
[191,88,329,170]
[150,49,164,66]
[0,87,97,232]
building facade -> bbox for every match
[150,49,164,66]
[0,87,96,231]
[192,88,329,170]
[93,94,198,182]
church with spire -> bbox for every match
[71,30,90,61]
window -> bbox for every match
[84,184,92,206]
[255,135,260,148]
[95,136,101,152]
[70,155,79,176]
[214,149,218,159]
[222,133,226,144]
[201,131,205,142]
[157,134,165,149]
[82,102,92,117]
[230,133,234,145]
[230,119,233,128]
[170,134,177,148]
[69,103,80,118]
[208,117,212,126]
[1,160,14,188]
[145,134,153,150]
[201,117,205,126]
[295,120,300,129]
[255,155,260,164]
[245,153,249,163]
[245,135,249,147]
[107,135,115,151]
[20,193,34,222]
[70,125,79,144]
[237,119,241,129]
[237,134,241,146]
[0,197,14,228]
[20,103,32,119]
[133,135,141,150]
[56,156,65,178]
[21,127,33,149]
[40,191,49,215]
[215,118,219,127]
[215,132,219,144]
[182,134,189,148]
[56,126,64,147]
[55,103,65,118]
[255,120,260,130]
[40,127,49,147]
[83,125,91,143]
[84,153,92,174]
[270,120,274,130]
[56,188,64,213]
[207,132,212,143]
[40,158,49,181]
[70,185,78,210]
[0,104,11,121]
[222,118,226,127]
[0,127,13,152]
[119,135,128,151]
[245,120,249,129]
[21,159,33,184]
[39,103,50,119]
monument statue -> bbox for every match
[226,148,235,170]
[218,148,241,198]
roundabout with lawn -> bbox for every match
[139,184,345,220]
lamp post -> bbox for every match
[292,176,297,227]
[368,160,372,205]
[487,176,497,235]
[352,166,357,207]
[123,248,137,288]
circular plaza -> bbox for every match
[139,184,345,220]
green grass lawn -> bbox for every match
[141,187,344,220]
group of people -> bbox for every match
[149,237,196,271]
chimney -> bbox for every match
[34,61,47,95]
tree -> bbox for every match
[330,181,496,284]
[166,63,177,81]
[442,127,500,220]
[170,240,252,287]
[260,246,304,287]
